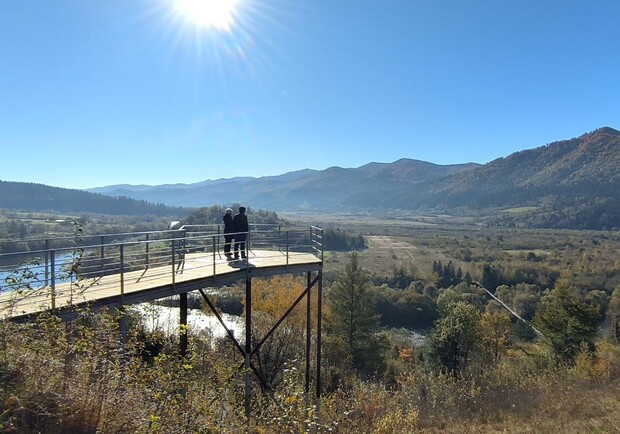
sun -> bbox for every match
[174,0,240,31]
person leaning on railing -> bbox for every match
[233,206,248,260]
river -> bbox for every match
[132,303,244,340]
[0,253,77,292]
[131,303,427,346]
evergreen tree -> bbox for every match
[326,252,388,378]
[534,287,601,364]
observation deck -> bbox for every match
[1,223,325,420]
[0,224,323,321]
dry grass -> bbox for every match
[0,314,619,433]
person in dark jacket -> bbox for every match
[223,208,234,260]
[233,206,249,260]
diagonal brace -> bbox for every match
[251,274,319,358]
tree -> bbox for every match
[480,311,511,364]
[534,287,601,364]
[482,263,502,292]
[244,276,312,390]
[425,301,481,376]
[326,252,388,379]
[605,288,620,343]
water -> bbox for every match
[133,303,427,346]
[387,327,428,347]
[0,252,76,292]
[132,303,243,340]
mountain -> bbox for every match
[5,127,619,229]
[86,159,479,210]
[385,127,620,209]
[88,127,620,229]
[0,181,189,216]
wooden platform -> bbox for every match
[0,249,322,321]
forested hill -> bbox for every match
[0,181,189,216]
[5,127,619,229]
[385,127,620,229]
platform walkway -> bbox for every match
[0,225,323,321]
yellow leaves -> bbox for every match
[247,275,318,330]
[3,395,20,409]
[374,407,420,433]
[399,347,413,362]
[591,342,620,380]
[148,414,161,432]
[480,311,512,363]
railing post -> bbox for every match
[286,231,289,267]
[217,224,221,256]
[100,235,105,273]
[278,225,282,252]
[44,239,50,287]
[120,244,125,298]
[50,249,56,309]
[145,233,150,270]
[212,235,216,279]
[172,237,176,286]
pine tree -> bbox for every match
[534,287,600,364]
[327,252,388,378]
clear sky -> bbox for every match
[1,0,619,189]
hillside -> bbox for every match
[392,127,619,207]
[5,127,619,229]
[0,181,188,216]
[88,159,479,210]
[383,127,620,229]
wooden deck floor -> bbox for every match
[0,249,322,321]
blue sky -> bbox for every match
[1,0,619,189]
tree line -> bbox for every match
[0,181,188,217]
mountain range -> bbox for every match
[88,127,620,214]
[2,127,619,229]
[88,159,480,211]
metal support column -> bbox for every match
[245,276,252,422]
[316,269,323,422]
[119,309,128,346]
[305,271,312,412]
[180,292,188,357]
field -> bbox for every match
[283,210,620,289]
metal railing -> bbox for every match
[0,225,323,305]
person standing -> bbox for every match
[233,206,249,260]
[223,208,234,260]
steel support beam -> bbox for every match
[305,271,312,426]
[245,276,252,422]
[316,269,323,422]
[180,292,188,357]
